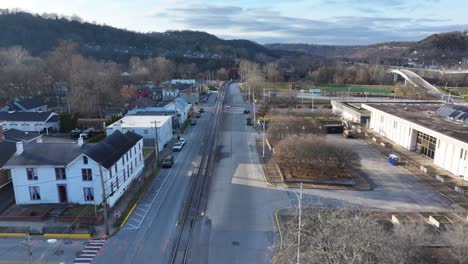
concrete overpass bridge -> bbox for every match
[389,68,447,100]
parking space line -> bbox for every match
[123,121,203,230]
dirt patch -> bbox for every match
[2,204,53,217]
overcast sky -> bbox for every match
[1,0,468,45]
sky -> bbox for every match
[1,0,468,45]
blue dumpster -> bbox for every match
[388,154,399,165]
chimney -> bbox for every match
[0,126,3,142]
[78,136,84,147]
[113,123,122,132]
[36,137,43,143]
[16,141,24,155]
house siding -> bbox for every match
[9,138,145,206]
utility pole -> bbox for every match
[98,165,109,236]
[152,121,160,165]
[67,97,71,114]
[26,225,32,264]
[301,90,304,108]
[248,84,251,102]
[262,119,266,158]
[296,182,303,264]
[253,93,256,125]
[311,93,314,113]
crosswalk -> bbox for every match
[73,239,105,263]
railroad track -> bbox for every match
[169,81,229,264]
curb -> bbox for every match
[119,203,138,228]
[0,233,92,239]
[271,209,284,264]
[42,233,91,239]
[0,233,26,238]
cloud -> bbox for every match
[150,3,468,45]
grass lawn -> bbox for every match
[143,148,154,158]
[60,205,100,217]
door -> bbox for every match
[57,185,68,203]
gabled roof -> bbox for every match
[85,130,142,169]
[4,129,41,142]
[5,143,88,167]
[14,98,47,110]
[0,141,16,168]
[4,131,142,169]
[0,112,57,122]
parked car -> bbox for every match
[80,128,95,139]
[178,137,187,146]
[225,105,231,109]
[70,128,82,138]
[162,155,174,168]
[190,120,197,126]
[243,109,250,114]
[195,113,201,118]
[199,108,205,113]
[172,143,183,152]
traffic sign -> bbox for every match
[114,210,121,218]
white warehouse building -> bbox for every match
[362,103,468,179]
[106,115,173,151]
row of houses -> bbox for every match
[0,81,198,208]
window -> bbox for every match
[26,168,38,181]
[83,187,94,201]
[82,169,92,181]
[109,169,113,179]
[130,162,133,175]
[55,168,66,180]
[29,186,41,200]
[83,156,88,165]
[130,150,132,158]
[115,164,118,173]
[143,129,149,134]
[116,173,120,189]
[134,147,136,155]
[123,168,126,181]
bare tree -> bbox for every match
[277,208,429,264]
[146,57,176,84]
[274,135,359,178]
[443,223,468,264]
[264,61,283,82]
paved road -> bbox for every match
[190,83,291,264]
[0,237,88,263]
[188,83,453,264]
[92,94,218,264]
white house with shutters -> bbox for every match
[0,112,59,133]
[4,130,144,207]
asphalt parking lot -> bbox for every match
[297,135,454,211]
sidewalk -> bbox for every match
[363,129,468,211]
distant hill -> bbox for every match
[266,31,468,66]
[0,10,278,63]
